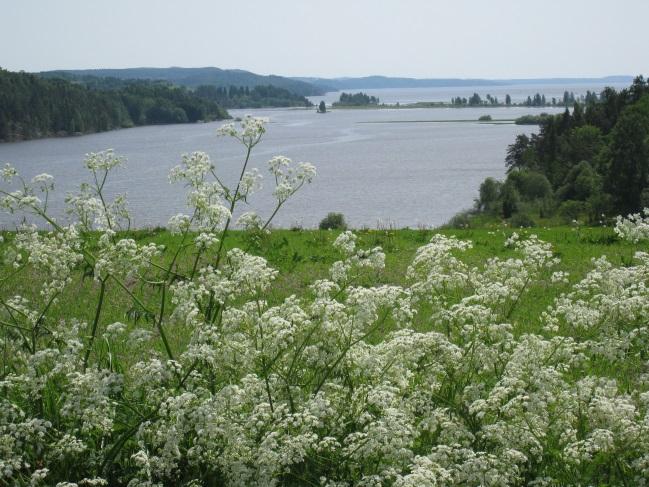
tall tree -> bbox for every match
[606,96,649,213]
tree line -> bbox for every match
[451,90,583,107]
[333,92,380,106]
[474,76,649,224]
[0,69,229,142]
[194,84,313,109]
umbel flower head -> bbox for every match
[217,115,269,148]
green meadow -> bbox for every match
[1,224,635,352]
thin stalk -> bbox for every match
[83,278,107,371]
[214,143,253,269]
[156,283,174,362]
[313,310,390,396]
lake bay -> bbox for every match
[0,103,569,229]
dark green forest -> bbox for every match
[194,84,313,108]
[474,76,649,223]
[333,92,380,106]
[451,90,584,107]
[0,69,229,142]
[41,67,327,96]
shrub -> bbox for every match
[558,199,590,222]
[445,209,474,228]
[476,177,502,212]
[515,113,552,125]
[509,212,537,228]
[507,170,553,201]
[319,212,347,230]
[501,181,521,218]
[478,114,492,121]
[557,161,601,202]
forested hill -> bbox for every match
[473,75,649,222]
[0,69,229,142]
[194,85,312,109]
[40,67,328,97]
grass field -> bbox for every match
[1,224,636,351]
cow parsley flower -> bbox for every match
[615,208,649,242]
[84,149,124,171]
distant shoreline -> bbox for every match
[0,118,229,144]
[358,119,516,124]
[331,102,566,110]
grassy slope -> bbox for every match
[0,226,637,360]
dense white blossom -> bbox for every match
[84,149,125,171]
[267,156,316,203]
[615,208,649,242]
[217,116,268,146]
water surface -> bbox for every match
[0,105,564,229]
[309,81,631,106]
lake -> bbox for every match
[308,81,631,106]
[0,103,568,229]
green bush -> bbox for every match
[509,212,537,228]
[501,182,521,218]
[557,161,601,202]
[445,210,474,229]
[319,212,347,230]
[476,177,502,212]
[558,200,590,222]
[507,170,553,201]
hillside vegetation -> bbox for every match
[42,67,327,96]
[0,69,229,141]
[474,76,649,224]
[195,84,312,109]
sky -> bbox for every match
[1,0,647,79]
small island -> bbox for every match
[514,113,553,125]
[331,90,592,111]
[332,91,380,107]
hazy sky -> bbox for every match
[2,0,647,78]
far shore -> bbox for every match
[328,102,566,110]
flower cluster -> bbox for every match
[217,115,268,147]
[84,149,125,172]
[614,207,649,242]
[14,224,83,300]
[267,156,317,203]
[65,151,130,231]
[94,230,163,281]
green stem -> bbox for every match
[156,283,174,362]
[214,143,253,269]
[83,278,107,371]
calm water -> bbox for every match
[309,81,631,106]
[0,104,565,229]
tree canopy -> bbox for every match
[194,84,312,109]
[476,76,649,221]
[333,92,379,106]
[0,68,229,141]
